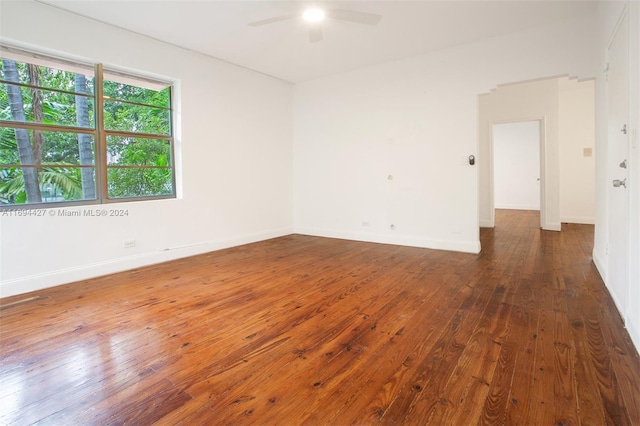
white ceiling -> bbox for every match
[38,0,598,83]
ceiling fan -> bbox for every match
[248,7,382,43]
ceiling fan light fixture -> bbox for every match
[302,7,325,23]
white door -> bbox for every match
[493,121,541,211]
[607,11,630,320]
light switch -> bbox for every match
[583,148,592,157]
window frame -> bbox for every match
[0,48,176,209]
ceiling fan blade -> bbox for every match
[248,15,294,27]
[327,9,382,26]
[309,25,323,43]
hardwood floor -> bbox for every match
[1,210,639,425]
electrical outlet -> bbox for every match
[362,221,370,227]
[124,240,136,248]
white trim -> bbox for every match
[542,222,562,232]
[294,227,482,254]
[627,319,640,358]
[607,282,626,322]
[560,216,595,225]
[0,227,292,298]
[593,247,608,284]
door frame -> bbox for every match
[488,118,546,229]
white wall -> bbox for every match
[0,1,294,297]
[559,79,596,224]
[493,121,541,211]
[294,15,595,253]
[594,1,640,352]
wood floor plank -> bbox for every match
[317,266,471,425]
[1,210,639,425]
[428,227,528,425]
[503,222,549,425]
[379,268,505,423]
[219,254,454,425]
[553,310,579,426]
[564,281,608,424]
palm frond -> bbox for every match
[0,168,26,202]
[40,167,82,200]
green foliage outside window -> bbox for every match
[0,51,174,206]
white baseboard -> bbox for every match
[591,249,639,356]
[627,318,640,358]
[561,216,595,225]
[608,287,625,320]
[592,247,607,283]
[0,227,292,298]
[294,227,481,254]
[542,222,562,232]
[479,219,494,228]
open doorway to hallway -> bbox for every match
[492,121,541,228]
[478,76,596,231]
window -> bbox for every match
[0,46,175,207]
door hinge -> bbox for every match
[604,62,609,81]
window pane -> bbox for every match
[107,167,173,199]
[103,100,170,135]
[0,166,96,204]
[0,127,95,166]
[0,126,20,164]
[0,83,95,128]
[103,79,169,108]
[106,136,170,166]
[0,58,94,95]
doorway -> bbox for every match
[492,121,542,227]
[478,76,595,232]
